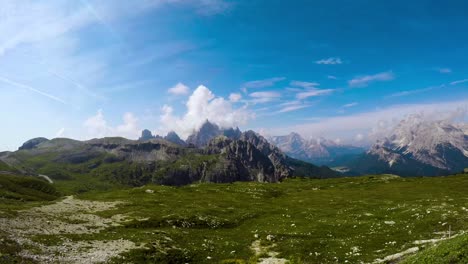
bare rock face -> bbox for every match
[139,129,163,141]
[164,131,186,146]
[352,116,468,176]
[205,132,293,182]
[186,121,221,147]
[185,121,242,147]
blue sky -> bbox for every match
[1,0,467,150]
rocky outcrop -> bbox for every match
[186,121,242,147]
[139,129,163,141]
[164,131,186,146]
[205,136,291,182]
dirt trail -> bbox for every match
[251,239,288,264]
[0,196,139,263]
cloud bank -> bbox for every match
[266,99,468,145]
[159,85,252,138]
[84,110,140,139]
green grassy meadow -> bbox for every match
[1,173,467,263]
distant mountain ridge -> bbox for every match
[268,132,364,165]
[349,116,468,176]
[0,122,338,187]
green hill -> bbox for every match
[0,174,60,202]
[401,233,468,264]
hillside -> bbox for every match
[0,130,338,193]
[0,174,467,263]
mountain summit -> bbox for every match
[268,133,364,165]
[186,120,241,147]
[351,116,468,176]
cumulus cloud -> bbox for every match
[315,57,343,65]
[229,93,242,102]
[83,110,140,139]
[168,82,190,95]
[159,85,252,138]
[348,71,395,87]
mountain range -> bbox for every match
[1,116,466,188]
[0,122,338,188]
[267,133,365,166]
[348,115,468,176]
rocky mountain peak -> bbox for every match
[164,131,186,146]
[139,129,158,141]
[268,133,364,165]
[186,120,222,147]
[366,116,468,173]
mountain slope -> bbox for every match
[350,116,468,176]
[2,127,338,189]
[268,132,364,165]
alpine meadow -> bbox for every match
[0,1,467,263]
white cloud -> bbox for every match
[249,91,282,103]
[229,93,242,102]
[450,79,468,85]
[115,112,139,138]
[83,110,140,139]
[315,57,343,65]
[387,86,438,98]
[328,75,337,80]
[343,102,358,108]
[0,1,93,56]
[159,85,252,138]
[296,88,334,99]
[348,71,395,87]
[277,102,311,113]
[168,82,190,95]
[355,133,364,141]
[242,77,285,90]
[250,91,281,98]
[290,81,319,88]
[437,68,452,74]
[265,99,468,145]
[84,110,109,138]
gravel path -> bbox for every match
[0,196,139,263]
